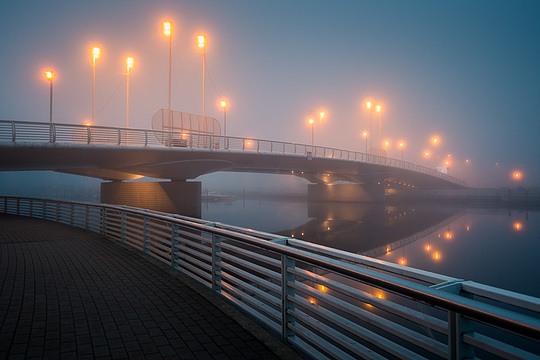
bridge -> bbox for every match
[0,119,465,216]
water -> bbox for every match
[202,198,540,298]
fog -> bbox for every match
[1,0,539,190]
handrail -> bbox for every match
[0,119,465,187]
[1,196,538,359]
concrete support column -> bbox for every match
[101,181,201,218]
[308,183,385,203]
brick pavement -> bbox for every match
[0,214,300,359]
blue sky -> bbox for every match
[1,0,539,187]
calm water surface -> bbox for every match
[202,198,540,298]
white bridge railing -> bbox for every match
[1,196,538,359]
[0,120,465,187]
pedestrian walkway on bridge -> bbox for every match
[0,214,299,359]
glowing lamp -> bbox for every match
[163,21,171,36]
[197,35,206,49]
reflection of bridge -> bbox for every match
[0,120,466,216]
[281,202,462,254]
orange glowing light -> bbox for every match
[126,57,134,72]
[44,70,54,81]
[319,111,325,120]
[512,170,523,181]
[432,251,442,261]
[197,35,206,49]
[362,131,368,137]
[375,104,381,112]
[309,298,316,305]
[513,221,524,231]
[220,100,227,108]
[319,285,328,292]
[92,47,101,63]
[398,141,405,149]
[385,246,391,254]
[398,258,407,266]
[366,101,372,110]
[423,150,431,158]
[431,136,440,146]
[383,139,391,149]
[163,21,171,36]
[444,231,453,240]
[424,244,432,252]
[82,120,93,126]
[309,118,314,125]
[375,292,384,300]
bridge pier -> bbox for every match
[308,183,385,203]
[101,180,201,217]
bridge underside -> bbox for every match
[1,143,464,215]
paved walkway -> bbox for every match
[0,214,299,359]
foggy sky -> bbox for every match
[1,0,539,187]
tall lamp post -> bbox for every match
[125,57,134,129]
[198,35,206,132]
[220,100,227,135]
[362,131,368,153]
[162,21,172,136]
[366,101,373,149]
[44,70,54,123]
[309,118,314,147]
[398,141,405,161]
[376,104,382,143]
[92,47,100,123]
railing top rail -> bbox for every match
[1,195,537,340]
[0,119,466,187]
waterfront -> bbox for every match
[203,197,540,298]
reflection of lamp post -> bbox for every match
[92,47,100,123]
[362,131,368,153]
[44,70,54,123]
[125,57,134,129]
[198,35,206,132]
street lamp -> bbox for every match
[398,140,406,161]
[362,131,368,153]
[366,101,372,148]
[198,35,206,132]
[309,117,314,147]
[44,70,54,123]
[162,21,172,136]
[92,47,101,123]
[220,100,227,135]
[125,57,134,129]
[423,150,432,167]
[376,104,382,142]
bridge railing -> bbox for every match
[0,119,465,186]
[1,196,538,359]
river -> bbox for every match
[202,197,540,298]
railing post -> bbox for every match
[144,130,148,146]
[143,217,150,253]
[170,222,179,270]
[448,311,474,359]
[87,126,91,144]
[211,234,222,293]
[121,212,127,243]
[281,254,296,342]
[11,122,16,142]
[117,128,122,146]
[70,203,74,226]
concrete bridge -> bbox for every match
[0,120,465,216]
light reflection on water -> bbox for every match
[203,198,540,298]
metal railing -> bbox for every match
[0,119,465,187]
[1,196,538,359]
